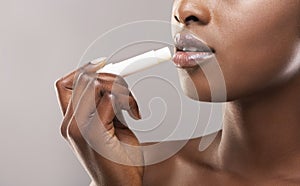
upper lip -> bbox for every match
[174,31,214,53]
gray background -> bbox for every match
[0,1,222,186]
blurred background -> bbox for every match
[0,1,173,185]
[0,0,225,185]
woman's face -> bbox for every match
[172,0,300,101]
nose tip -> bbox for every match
[174,0,211,26]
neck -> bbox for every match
[219,75,300,179]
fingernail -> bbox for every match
[90,57,107,65]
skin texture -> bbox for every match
[56,0,300,185]
[173,0,300,102]
[56,61,144,186]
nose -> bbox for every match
[174,0,211,26]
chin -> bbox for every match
[177,63,229,103]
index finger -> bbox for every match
[55,58,106,115]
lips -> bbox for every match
[173,31,214,68]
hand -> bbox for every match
[55,59,144,186]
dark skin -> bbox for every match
[56,0,300,185]
[55,61,144,186]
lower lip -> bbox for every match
[172,51,213,68]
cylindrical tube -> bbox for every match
[97,47,172,77]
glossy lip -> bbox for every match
[173,31,215,68]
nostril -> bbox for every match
[184,15,200,25]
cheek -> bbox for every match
[177,39,299,102]
[213,2,300,99]
[219,45,296,99]
[177,0,300,102]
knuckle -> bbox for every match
[55,77,72,91]
[55,78,64,90]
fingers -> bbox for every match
[55,59,106,115]
[71,75,132,134]
[72,75,130,108]
[97,73,128,88]
[97,78,130,96]
[60,62,141,142]
[88,57,107,73]
[72,72,96,107]
[96,93,117,130]
[72,78,103,130]
[115,94,141,120]
[71,78,141,135]
[55,70,76,115]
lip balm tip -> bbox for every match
[97,47,172,76]
[154,47,172,63]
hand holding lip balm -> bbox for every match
[97,47,172,77]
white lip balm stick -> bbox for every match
[96,47,172,77]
